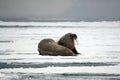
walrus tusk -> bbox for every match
[74,39,78,45]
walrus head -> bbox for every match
[58,33,80,55]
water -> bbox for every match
[0,21,120,80]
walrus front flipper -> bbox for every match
[72,48,80,54]
[38,39,74,56]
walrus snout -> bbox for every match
[70,33,78,45]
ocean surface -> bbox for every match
[0,21,120,80]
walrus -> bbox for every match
[58,33,80,55]
[38,39,74,56]
[38,33,80,56]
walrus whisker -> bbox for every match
[74,39,78,45]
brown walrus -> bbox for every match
[38,39,74,56]
[58,33,80,55]
[38,33,80,56]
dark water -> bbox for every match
[0,21,120,80]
